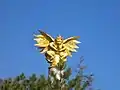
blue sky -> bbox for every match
[0,0,120,90]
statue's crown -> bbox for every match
[56,35,63,40]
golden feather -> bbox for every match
[63,36,80,56]
[34,30,54,53]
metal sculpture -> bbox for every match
[34,30,80,81]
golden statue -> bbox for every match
[34,30,80,68]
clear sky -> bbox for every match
[0,0,120,90]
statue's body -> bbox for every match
[46,42,68,67]
[34,30,80,68]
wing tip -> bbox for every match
[78,41,81,43]
[33,34,37,38]
[38,29,45,34]
[75,36,80,39]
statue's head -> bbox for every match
[55,35,63,45]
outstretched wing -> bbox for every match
[34,30,54,53]
[63,36,80,56]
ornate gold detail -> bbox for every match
[34,30,80,68]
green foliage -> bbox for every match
[0,59,93,90]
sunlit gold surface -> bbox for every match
[34,30,80,68]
